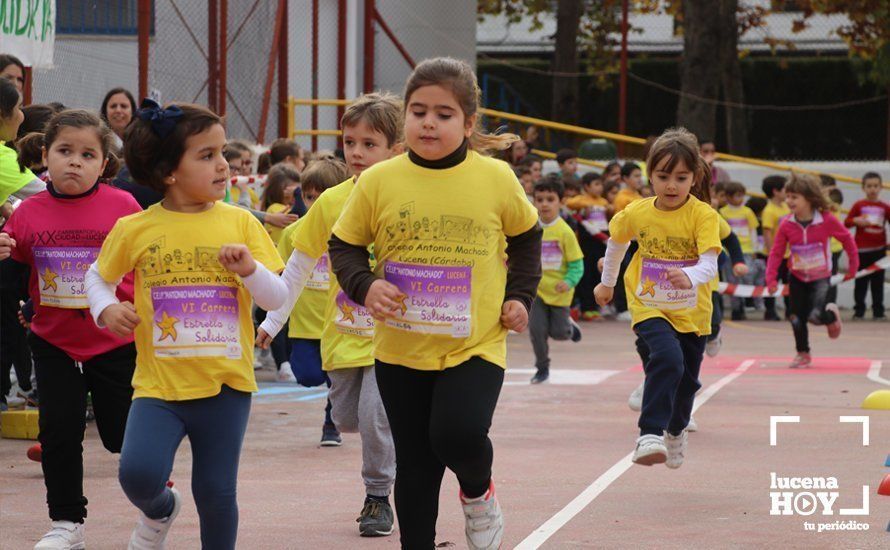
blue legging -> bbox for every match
[118,385,251,550]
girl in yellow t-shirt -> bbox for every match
[261,163,300,246]
[329,58,541,550]
[84,100,287,549]
[595,127,721,470]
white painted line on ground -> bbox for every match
[866,360,888,386]
[514,359,756,550]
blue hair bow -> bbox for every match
[136,98,183,139]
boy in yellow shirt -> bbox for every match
[530,178,584,383]
[613,161,643,213]
[761,175,791,320]
[719,181,759,319]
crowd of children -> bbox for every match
[0,48,888,550]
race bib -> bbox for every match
[334,290,374,337]
[383,261,471,338]
[306,254,330,291]
[727,217,750,240]
[754,234,765,254]
[581,208,608,235]
[150,285,241,359]
[637,257,698,310]
[790,243,827,272]
[33,247,99,308]
[541,240,563,271]
[862,205,885,227]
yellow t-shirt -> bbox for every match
[719,204,759,254]
[277,220,327,340]
[96,202,285,400]
[332,152,539,371]
[539,217,584,307]
[613,188,643,213]
[0,141,36,203]
[291,177,376,371]
[609,196,721,336]
[264,203,290,246]
[762,201,791,257]
[231,186,260,209]
[566,194,610,235]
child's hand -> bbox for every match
[266,212,299,228]
[99,302,140,337]
[218,244,257,277]
[555,281,571,293]
[500,300,528,332]
[365,279,405,321]
[852,215,871,227]
[17,300,29,329]
[732,262,749,277]
[255,327,273,349]
[594,283,613,307]
[0,232,15,260]
[666,268,692,290]
[767,284,778,296]
[597,257,605,273]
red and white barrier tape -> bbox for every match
[230,175,266,185]
[717,256,890,297]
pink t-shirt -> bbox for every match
[5,183,141,361]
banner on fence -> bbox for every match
[1,0,55,69]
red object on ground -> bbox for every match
[878,473,890,496]
[27,443,41,463]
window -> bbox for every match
[57,0,154,36]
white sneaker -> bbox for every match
[705,335,722,357]
[34,521,85,550]
[632,434,667,466]
[628,382,644,412]
[687,415,698,432]
[664,430,688,469]
[460,482,504,550]
[128,487,182,550]
[616,311,633,322]
[277,361,297,383]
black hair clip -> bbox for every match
[136,98,183,139]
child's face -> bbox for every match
[227,157,244,178]
[302,187,321,209]
[168,124,229,204]
[772,187,786,202]
[564,185,579,199]
[561,158,578,176]
[605,187,618,203]
[510,140,528,164]
[585,179,603,197]
[606,165,621,183]
[728,191,746,207]
[240,150,253,175]
[44,126,109,195]
[0,92,23,142]
[534,190,561,222]
[343,119,396,178]
[785,191,810,216]
[405,84,473,161]
[519,173,534,194]
[529,160,542,181]
[623,168,642,190]
[863,178,882,201]
[650,158,693,211]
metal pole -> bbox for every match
[618,0,629,158]
[219,0,228,116]
[363,0,375,93]
[258,0,286,143]
[337,0,347,125]
[311,0,319,150]
[208,0,219,112]
[137,0,151,100]
[277,0,289,139]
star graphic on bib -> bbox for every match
[339,301,356,324]
[156,311,179,342]
[41,267,59,292]
[639,277,656,298]
[393,293,408,316]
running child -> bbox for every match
[2,110,142,550]
[85,99,287,549]
[329,58,541,549]
[566,171,610,321]
[529,177,583,384]
[719,181,759,319]
[257,93,403,536]
[595,127,721,468]
[767,174,858,368]
[844,172,889,320]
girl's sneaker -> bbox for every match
[664,430,688,469]
[128,487,182,550]
[686,416,698,433]
[824,303,841,339]
[27,443,42,462]
[34,521,85,549]
[628,382,644,412]
[277,361,297,383]
[632,434,667,466]
[789,353,812,369]
[460,481,503,550]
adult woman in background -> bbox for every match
[100,87,136,150]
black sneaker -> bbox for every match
[357,497,394,537]
[320,423,342,447]
[731,311,746,321]
[569,318,582,342]
[764,310,781,321]
[530,370,549,384]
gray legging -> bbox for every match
[118,385,251,550]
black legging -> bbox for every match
[375,357,504,550]
[789,274,834,353]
